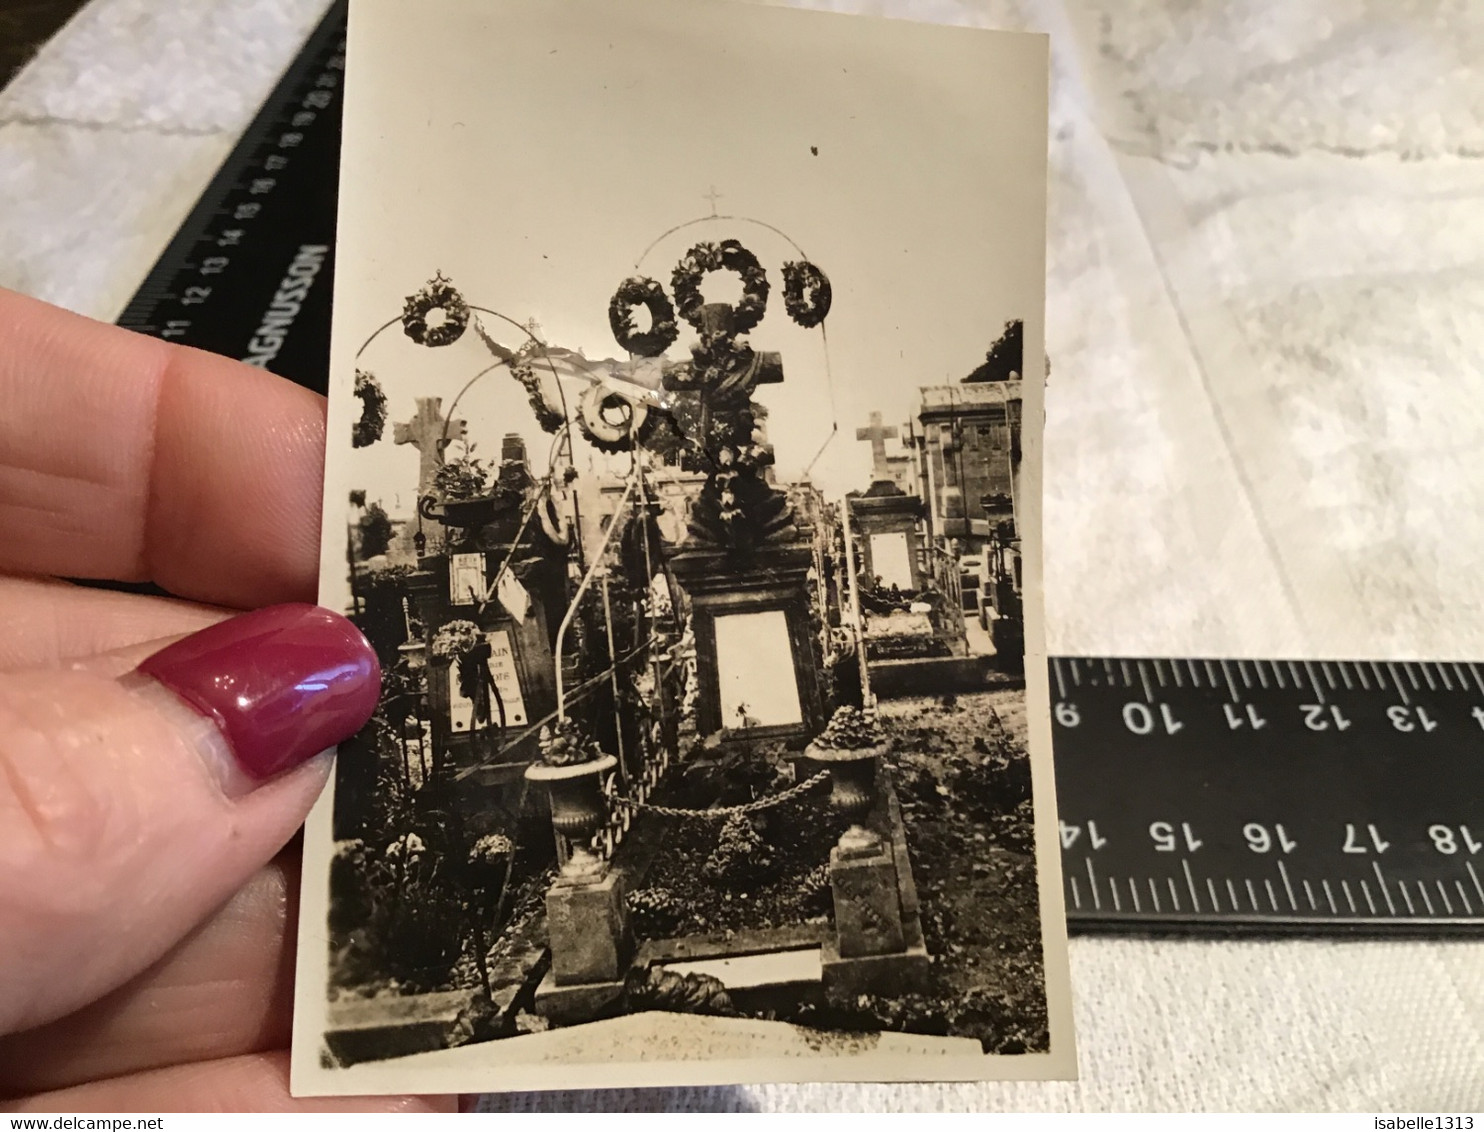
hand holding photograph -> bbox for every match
[293,0,1073,1093]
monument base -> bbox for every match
[820,939,932,997]
[324,989,480,1067]
[868,654,1010,698]
[545,867,632,985]
[829,838,907,957]
[821,774,933,998]
[532,971,627,1026]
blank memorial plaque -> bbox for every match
[713,609,802,729]
[870,531,914,591]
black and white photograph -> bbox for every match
[293,0,1072,1093]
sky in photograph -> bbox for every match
[325,0,1047,527]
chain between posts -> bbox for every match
[610,769,830,819]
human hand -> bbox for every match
[0,288,454,1113]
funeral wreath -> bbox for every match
[608,275,679,357]
[401,270,470,347]
[351,369,388,448]
[671,239,769,333]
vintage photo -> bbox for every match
[293,0,1072,1093]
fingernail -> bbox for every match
[135,603,381,783]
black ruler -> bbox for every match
[112,2,1483,936]
[115,0,346,387]
[1051,657,1483,934]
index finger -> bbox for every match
[0,288,325,609]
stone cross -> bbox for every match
[661,304,784,410]
[660,303,792,552]
[856,411,898,481]
[394,397,466,500]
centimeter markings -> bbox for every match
[112,6,1483,938]
[1051,657,1484,932]
[117,0,347,392]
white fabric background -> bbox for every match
[2,0,1481,1112]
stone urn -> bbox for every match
[806,741,887,839]
[421,490,506,531]
[396,635,428,672]
[525,754,617,876]
[439,495,503,530]
[806,704,889,852]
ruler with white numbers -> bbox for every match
[1050,657,1484,934]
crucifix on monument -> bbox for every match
[659,299,823,740]
[394,396,466,555]
[856,411,898,484]
[660,303,789,553]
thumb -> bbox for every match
[0,603,378,1036]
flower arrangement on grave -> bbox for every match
[430,619,491,702]
[353,829,466,991]
[626,886,685,937]
[812,704,887,752]
[576,380,656,454]
[432,442,532,531]
[781,259,832,328]
[401,270,469,347]
[807,705,889,838]
[684,446,795,552]
[467,832,514,870]
[384,831,427,861]
[624,965,737,1018]
[351,369,387,448]
[430,619,483,663]
[510,354,568,434]
[536,715,607,768]
[671,240,768,333]
[525,717,617,876]
[432,450,490,502]
[702,813,776,884]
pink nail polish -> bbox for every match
[137,603,381,781]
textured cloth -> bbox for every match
[2,0,1482,1112]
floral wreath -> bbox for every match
[511,355,568,434]
[538,490,572,546]
[401,271,469,347]
[351,369,387,448]
[781,260,832,329]
[430,619,484,661]
[608,276,679,357]
[671,239,768,333]
[576,382,655,454]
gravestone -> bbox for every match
[856,410,915,495]
[849,481,924,594]
[405,439,565,797]
[393,396,465,557]
[663,301,825,740]
[856,411,897,475]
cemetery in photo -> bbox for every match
[317,242,1048,1071]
